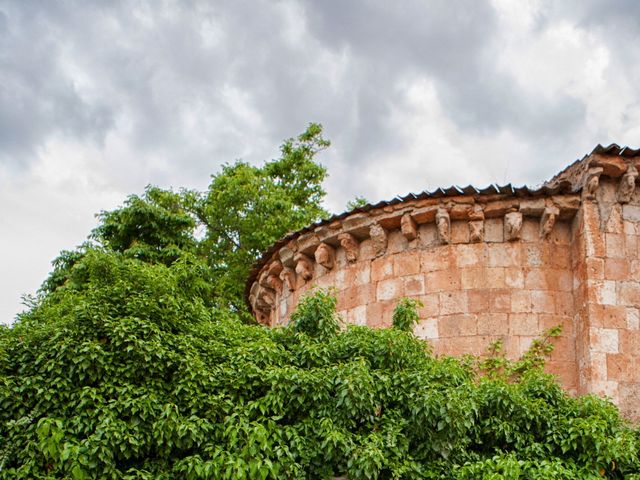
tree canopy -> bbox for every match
[1,124,639,479]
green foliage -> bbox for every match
[346,196,369,211]
[478,325,563,380]
[392,298,422,332]
[195,123,329,310]
[2,273,639,478]
[41,123,329,315]
[291,289,341,339]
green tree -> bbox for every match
[195,123,329,311]
[40,123,330,315]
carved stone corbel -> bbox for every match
[401,213,418,241]
[369,223,388,256]
[468,205,484,243]
[338,232,359,263]
[279,267,296,292]
[314,242,335,270]
[540,205,559,239]
[504,211,523,241]
[293,252,314,281]
[618,164,638,203]
[435,207,450,244]
[469,220,484,243]
[583,167,603,201]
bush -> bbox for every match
[1,253,638,478]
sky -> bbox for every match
[1,0,640,324]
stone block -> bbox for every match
[338,283,376,311]
[418,223,438,247]
[520,198,546,216]
[468,289,490,313]
[455,243,485,268]
[376,277,404,301]
[509,313,539,335]
[520,218,540,242]
[451,221,469,244]
[531,290,555,313]
[371,256,394,282]
[418,292,440,317]
[605,233,625,258]
[617,281,640,306]
[490,289,511,313]
[620,330,640,354]
[487,243,520,267]
[439,314,477,337]
[404,274,426,296]
[511,290,532,313]
[439,291,468,315]
[387,230,409,254]
[366,300,395,328]
[477,313,508,335]
[504,268,524,288]
[607,353,634,382]
[394,251,420,276]
[525,269,549,290]
[604,258,629,280]
[485,217,504,242]
[414,318,438,340]
[591,327,619,353]
[420,247,453,272]
[539,314,574,336]
[622,204,640,222]
[626,307,640,330]
[545,361,578,389]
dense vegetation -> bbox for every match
[1,125,639,478]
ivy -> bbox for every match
[1,254,638,478]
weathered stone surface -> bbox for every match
[519,198,546,216]
[591,153,628,177]
[584,167,603,200]
[296,232,320,255]
[338,232,359,263]
[400,213,418,241]
[469,220,484,243]
[279,267,296,292]
[249,148,640,420]
[540,205,559,239]
[369,223,388,256]
[314,242,336,270]
[618,164,638,203]
[293,253,314,281]
[436,208,450,244]
[484,199,518,218]
[504,211,523,241]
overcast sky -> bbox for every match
[1,0,640,324]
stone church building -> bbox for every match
[247,144,640,420]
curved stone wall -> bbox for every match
[247,147,640,420]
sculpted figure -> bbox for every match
[293,252,314,281]
[338,232,359,263]
[618,165,638,203]
[314,242,335,270]
[279,267,296,292]
[469,220,484,243]
[401,213,418,241]
[540,206,559,239]
[369,223,388,256]
[584,168,602,200]
[435,208,450,244]
[504,211,523,241]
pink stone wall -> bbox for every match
[274,217,579,396]
[249,152,640,420]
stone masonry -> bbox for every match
[246,144,640,420]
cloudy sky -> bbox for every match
[1,0,640,323]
